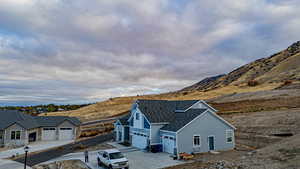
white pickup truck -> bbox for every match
[97,149,129,169]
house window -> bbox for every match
[11,131,21,140]
[193,135,201,147]
[136,112,140,120]
[226,130,234,143]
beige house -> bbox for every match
[0,110,81,148]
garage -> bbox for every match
[131,133,149,149]
[42,128,57,141]
[59,127,74,140]
[162,135,176,154]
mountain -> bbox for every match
[181,74,225,92]
[180,41,300,92]
[43,41,300,121]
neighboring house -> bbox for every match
[0,110,81,147]
[114,100,236,156]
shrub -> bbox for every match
[247,80,259,86]
[283,80,292,86]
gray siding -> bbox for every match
[4,123,27,147]
[177,110,235,154]
[150,124,165,144]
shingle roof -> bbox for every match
[118,113,131,125]
[0,110,81,130]
[34,116,81,127]
[160,109,207,132]
[0,110,40,130]
[136,99,199,123]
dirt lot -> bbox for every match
[166,108,300,169]
[33,160,90,169]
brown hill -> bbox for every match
[181,41,300,92]
[42,41,300,121]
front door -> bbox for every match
[124,127,129,142]
[208,136,215,151]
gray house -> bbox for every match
[114,100,235,156]
[0,110,81,147]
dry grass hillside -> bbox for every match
[41,41,300,122]
[181,41,300,92]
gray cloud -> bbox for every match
[0,0,300,105]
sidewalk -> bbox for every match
[0,140,73,159]
[0,159,32,169]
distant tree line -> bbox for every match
[0,103,91,116]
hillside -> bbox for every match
[42,41,300,121]
[180,41,300,92]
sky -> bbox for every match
[0,0,300,106]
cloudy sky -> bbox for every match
[0,0,300,106]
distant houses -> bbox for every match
[0,110,81,148]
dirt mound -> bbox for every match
[33,160,90,169]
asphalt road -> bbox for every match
[81,117,118,126]
[14,133,114,167]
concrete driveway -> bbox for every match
[0,159,32,169]
[44,147,184,169]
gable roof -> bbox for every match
[0,110,81,130]
[160,109,207,132]
[136,99,199,123]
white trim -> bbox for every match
[225,129,234,143]
[207,135,215,151]
[200,100,218,112]
[127,101,138,122]
[193,135,201,147]
[160,129,176,133]
[142,114,151,128]
[175,132,179,157]
[185,100,218,112]
[184,100,201,112]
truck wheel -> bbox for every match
[97,158,102,166]
[125,167,129,169]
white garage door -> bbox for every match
[42,128,56,141]
[131,133,148,149]
[59,128,74,140]
[162,136,176,154]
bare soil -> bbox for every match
[33,160,90,169]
